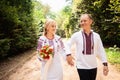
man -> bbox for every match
[66,14,109,80]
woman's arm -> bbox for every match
[37,37,43,61]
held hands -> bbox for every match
[66,54,75,66]
[103,66,109,76]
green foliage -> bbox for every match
[69,0,120,47]
[0,39,11,57]
[56,5,73,38]
[108,45,120,53]
[32,0,51,36]
[56,29,66,38]
[106,46,120,64]
[0,0,38,58]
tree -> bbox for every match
[68,0,120,47]
[0,0,39,58]
[56,5,72,38]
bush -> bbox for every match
[56,29,66,38]
[106,45,120,64]
[0,39,11,57]
[0,0,38,58]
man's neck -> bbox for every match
[84,29,91,35]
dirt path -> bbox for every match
[2,53,120,80]
[0,45,120,80]
[96,59,120,80]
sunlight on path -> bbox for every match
[7,54,120,80]
[4,40,120,80]
[96,59,120,80]
[8,55,40,80]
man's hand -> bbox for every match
[66,54,74,66]
[103,66,109,76]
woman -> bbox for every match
[37,19,65,80]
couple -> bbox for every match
[37,14,109,80]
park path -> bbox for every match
[0,41,120,80]
[4,52,120,80]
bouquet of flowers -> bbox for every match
[39,45,53,61]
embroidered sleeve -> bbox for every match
[37,37,44,61]
[37,37,43,51]
[58,38,67,57]
[58,38,66,60]
[59,38,65,49]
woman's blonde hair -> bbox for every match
[43,19,56,36]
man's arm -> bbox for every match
[97,35,109,76]
[66,54,74,66]
[65,35,75,66]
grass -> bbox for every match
[106,49,120,64]
[105,46,120,71]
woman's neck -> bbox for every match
[46,33,54,40]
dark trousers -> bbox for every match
[77,68,97,80]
